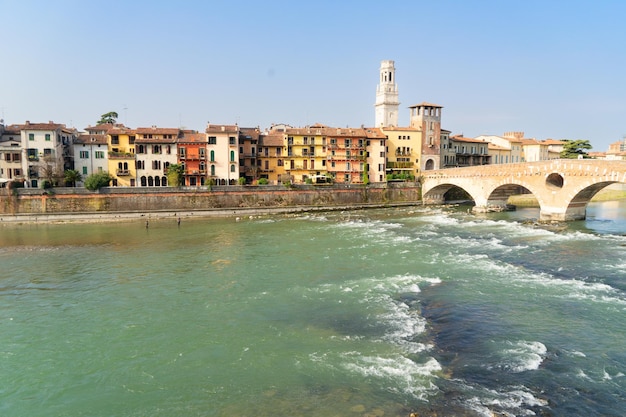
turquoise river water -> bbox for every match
[1,201,625,416]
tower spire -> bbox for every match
[374,60,400,128]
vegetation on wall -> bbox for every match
[386,172,415,182]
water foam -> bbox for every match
[340,353,441,400]
[492,340,547,373]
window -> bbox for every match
[45,134,51,141]
[211,165,215,175]
[208,136,217,144]
[80,151,89,159]
[95,151,105,159]
[137,144,145,154]
[230,150,235,162]
[277,159,283,166]
[82,166,88,175]
[200,162,205,172]
[152,160,161,170]
[199,148,205,158]
[229,136,236,145]
[111,135,119,145]
[210,150,215,161]
[29,133,34,141]
[136,160,144,170]
[230,164,236,172]
[179,147,186,157]
[153,145,161,154]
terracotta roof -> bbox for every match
[75,134,108,145]
[285,126,369,137]
[2,125,21,135]
[519,139,540,145]
[14,121,66,131]
[239,127,261,140]
[108,126,135,135]
[488,143,510,151]
[450,136,486,144]
[85,123,121,133]
[542,139,565,145]
[364,127,387,139]
[135,127,180,135]
[408,102,443,108]
[205,124,239,134]
[260,133,285,147]
[381,126,421,133]
[178,132,207,143]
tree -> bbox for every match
[39,155,63,188]
[97,111,119,125]
[560,139,592,159]
[84,172,112,191]
[64,169,82,187]
[166,163,185,187]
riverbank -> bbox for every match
[0,184,422,224]
[0,202,422,225]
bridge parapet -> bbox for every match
[422,159,626,221]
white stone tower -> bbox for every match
[375,60,400,127]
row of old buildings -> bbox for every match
[1,60,619,188]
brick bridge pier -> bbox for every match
[421,159,626,221]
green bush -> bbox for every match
[257,178,269,185]
[84,172,113,191]
[238,177,246,185]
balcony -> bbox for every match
[116,169,130,176]
[387,161,414,169]
[109,151,134,159]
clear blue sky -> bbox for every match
[2,0,625,151]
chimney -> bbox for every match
[221,126,225,131]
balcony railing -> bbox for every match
[109,151,134,159]
[116,169,130,176]
[387,161,414,169]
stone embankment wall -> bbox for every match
[1,184,421,217]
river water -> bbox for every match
[1,201,625,417]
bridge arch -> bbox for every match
[423,183,477,204]
[421,160,626,221]
[483,183,538,212]
[556,181,622,221]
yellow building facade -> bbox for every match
[381,127,422,180]
[284,125,328,183]
[107,126,136,187]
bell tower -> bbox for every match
[375,60,400,127]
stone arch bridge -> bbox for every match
[421,159,626,221]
